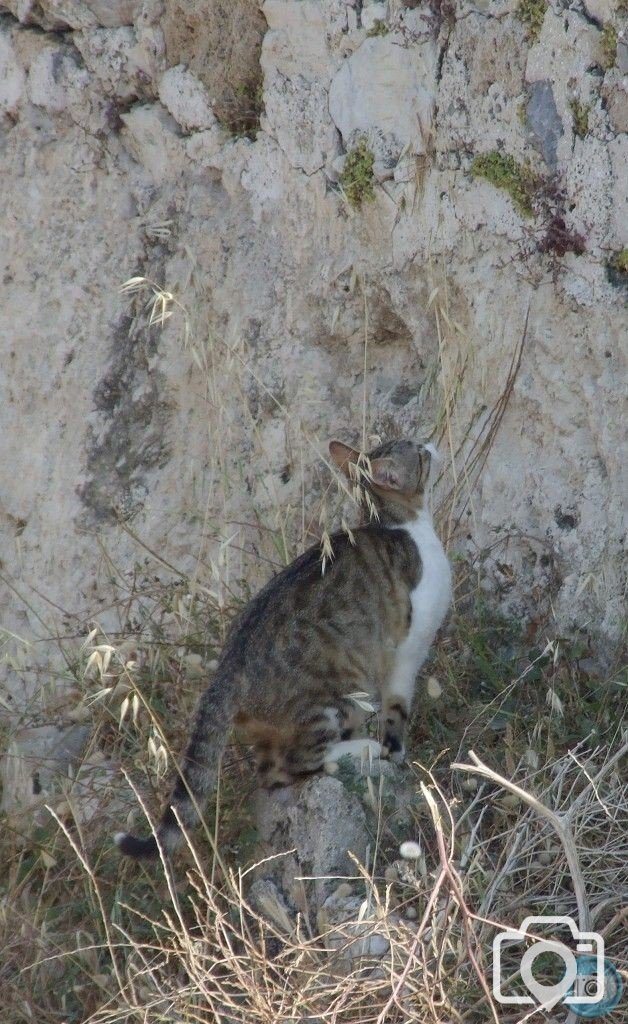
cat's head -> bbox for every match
[329,438,439,521]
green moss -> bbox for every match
[604,246,627,292]
[569,99,590,138]
[334,755,368,796]
[516,0,547,43]
[366,19,388,36]
[600,24,617,69]
[609,248,628,274]
[340,137,376,208]
[471,150,540,218]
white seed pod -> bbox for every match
[347,691,376,713]
[524,747,540,769]
[426,676,442,699]
[399,841,422,860]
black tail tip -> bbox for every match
[114,831,160,860]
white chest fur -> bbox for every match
[387,509,452,704]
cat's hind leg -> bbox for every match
[253,737,295,789]
[256,705,383,785]
[283,706,343,778]
[337,698,370,741]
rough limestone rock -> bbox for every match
[261,0,340,174]
[2,724,90,812]
[329,36,438,161]
[526,80,563,170]
[158,65,218,133]
[4,0,141,30]
[0,27,23,113]
[0,0,626,765]
[251,755,415,915]
[318,886,392,965]
[254,774,370,906]
[73,26,157,103]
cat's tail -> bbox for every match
[115,670,236,860]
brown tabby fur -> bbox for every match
[116,438,442,859]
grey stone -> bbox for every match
[319,888,392,965]
[602,70,628,134]
[328,35,437,159]
[253,774,369,907]
[73,27,158,104]
[526,80,563,169]
[2,725,90,812]
[582,0,613,24]
[248,878,295,929]
[1,0,140,30]
[83,0,140,27]
[158,65,218,133]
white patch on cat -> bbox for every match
[423,443,443,491]
[386,507,452,719]
[423,442,442,466]
[324,737,383,765]
[323,706,341,729]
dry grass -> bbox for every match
[1,276,626,1023]
[3,722,626,1023]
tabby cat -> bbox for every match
[116,437,451,859]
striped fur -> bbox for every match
[115,438,450,859]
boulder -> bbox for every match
[2,724,90,813]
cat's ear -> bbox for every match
[329,441,361,478]
[369,457,406,493]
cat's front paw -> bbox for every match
[380,743,406,764]
[325,738,383,767]
[381,701,408,763]
[382,727,405,757]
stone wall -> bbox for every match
[1,0,626,722]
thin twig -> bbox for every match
[453,750,590,930]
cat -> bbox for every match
[115,437,452,859]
